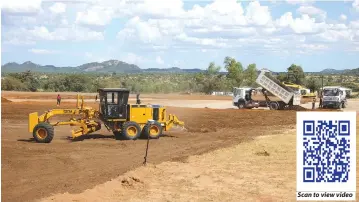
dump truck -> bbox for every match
[255,69,302,110]
[28,88,185,143]
[321,86,347,109]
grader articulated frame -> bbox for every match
[28,88,185,143]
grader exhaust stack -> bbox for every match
[28,89,185,143]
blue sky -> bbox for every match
[1,0,359,72]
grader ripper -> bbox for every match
[28,88,185,143]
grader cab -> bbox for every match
[28,88,185,143]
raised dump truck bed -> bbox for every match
[255,69,301,110]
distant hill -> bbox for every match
[1,60,204,74]
[319,68,347,74]
[317,68,359,75]
[2,60,358,75]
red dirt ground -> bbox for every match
[0,92,341,202]
[2,100,299,202]
[1,97,11,103]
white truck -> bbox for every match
[322,86,347,109]
[232,87,260,109]
[233,69,302,110]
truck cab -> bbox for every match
[232,87,259,109]
[322,87,347,109]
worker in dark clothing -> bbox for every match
[248,89,253,101]
[319,96,323,108]
[57,94,61,106]
[245,93,249,102]
[312,97,316,110]
[136,93,141,104]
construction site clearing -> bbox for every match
[1,91,359,202]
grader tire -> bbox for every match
[33,122,54,143]
[142,121,163,139]
[120,121,141,140]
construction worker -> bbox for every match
[312,97,316,110]
[319,95,323,108]
[57,94,61,106]
[248,89,254,103]
[136,93,141,104]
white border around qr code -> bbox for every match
[297,112,356,200]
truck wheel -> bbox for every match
[237,102,245,109]
[33,122,54,143]
[338,103,342,109]
[142,121,163,139]
[269,102,279,110]
[342,102,346,108]
[120,121,141,140]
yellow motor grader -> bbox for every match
[28,88,185,143]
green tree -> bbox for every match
[8,70,39,91]
[276,73,287,82]
[287,64,305,85]
[305,77,321,92]
[223,56,243,86]
[194,62,225,94]
[207,62,221,75]
[326,75,334,85]
[1,77,27,91]
[244,63,257,86]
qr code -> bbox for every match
[302,120,351,183]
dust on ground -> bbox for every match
[41,120,359,202]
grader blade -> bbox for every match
[71,121,102,138]
[165,114,186,131]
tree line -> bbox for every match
[2,57,359,94]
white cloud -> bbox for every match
[130,0,186,18]
[286,0,315,5]
[2,0,359,55]
[29,48,59,54]
[49,3,66,14]
[119,53,144,65]
[276,13,326,34]
[353,0,359,12]
[29,26,54,40]
[1,0,42,15]
[117,17,163,43]
[245,1,272,26]
[300,44,328,51]
[156,56,164,65]
[297,5,326,21]
[75,6,114,27]
[3,26,104,45]
[349,20,359,29]
[340,14,347,21]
